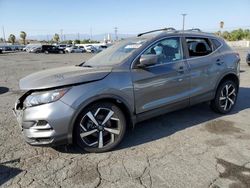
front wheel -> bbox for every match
[75,102,126,153]
[210,80,238,114]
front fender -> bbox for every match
[66,93,135,144]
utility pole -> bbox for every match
[114,27,118,41]
[181,14,187,31]
[220,21,224,37]
[60,29,63,42]
[2,26,6,43]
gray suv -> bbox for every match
[14,28,240,152]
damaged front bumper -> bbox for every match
[13,95,75,146]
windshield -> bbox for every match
[83,38,146,67]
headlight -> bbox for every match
[23,88,70,107]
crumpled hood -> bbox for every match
[19,66,112,90]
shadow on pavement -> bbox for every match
[55,87,250,153]
[0,159,22,186]
[119,87,250,149]
[0,87,9,95]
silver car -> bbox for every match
[13,28,240,152]
[65,46,84,53]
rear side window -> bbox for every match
[186,37,212,57]
[211,39,222,50]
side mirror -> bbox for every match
[138,54,158,68]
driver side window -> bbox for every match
[143,37,182,65]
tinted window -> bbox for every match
[211,39,221,49]
[142,37,182,64]
[186,37,212,57]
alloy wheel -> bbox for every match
[219,83,236,111]
[79,108,121,149]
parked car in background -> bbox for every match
[65,46,84,53]
[85,45,97,53]
[23,44,41,52]
[29,46,42,53]
[79,46,86,52]
[16,45,25,51]
[246,52,250,66]
[42,45,65,54]
[22,46,29,52]
[57,44,67,50]
[13,28,240,152]
[1,46,13,52]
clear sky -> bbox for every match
[0,0,250,38]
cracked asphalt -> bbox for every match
[0,49,250,188]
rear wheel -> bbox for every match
[248,63,250,66]
[75,102,126,153]
[45,50,49,54]
[211,80,238,114]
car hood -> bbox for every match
[19,66,112,90]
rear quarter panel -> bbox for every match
[213,43,240,90]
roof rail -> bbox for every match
[186,28,202,32]
[137,27,176,37]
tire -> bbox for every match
[210,80,238,114]
[59,50,63,54]
[75,102,126,153]
[248,63,250,66]
[45,51,49,54]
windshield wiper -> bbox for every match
[76,62,93,68]
[81,65,92,68]
[77,62,85,66]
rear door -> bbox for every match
[184,36,224,104]
[132,37,190,114]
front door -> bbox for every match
[132,37,190,114]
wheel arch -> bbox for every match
[67,94,135,144]
[215,72,239,92]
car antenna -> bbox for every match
[137,27,176,37]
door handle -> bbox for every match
[177,66,184,73]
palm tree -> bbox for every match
[20,31,27,45]
[8,34,16,44]
[53,33,60,43]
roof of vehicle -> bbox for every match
[137,28,221,40]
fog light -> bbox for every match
[37,120,48,126]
